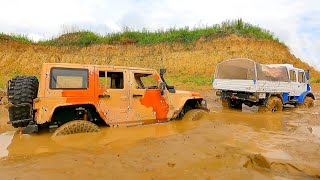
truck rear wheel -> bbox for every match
[7,76,39,128]
[221,99,242,109]
[221,99,230,108]
[297,96,314,108]
[183,109,207,121]
[259,96,283,112]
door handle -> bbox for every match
[133,94,143,98]
[99,95,110,98]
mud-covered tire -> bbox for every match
[182,109,208,121]
[7,76,39,127]
[52,120,100,137]
[221,99,230,108]
[259,96,283,112]
[297,96,314,108]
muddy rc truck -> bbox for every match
[212,58,315,112]
[6,63,208,134]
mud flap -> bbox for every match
[22,122,38,134]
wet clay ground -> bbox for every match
[0,85,320,179]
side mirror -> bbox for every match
[158,82,166,95]
[305,70,310,80]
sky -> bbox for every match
[0,0,319,70]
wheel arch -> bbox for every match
[269,93,284,104]
[175,98,206,118]
[305,92,315,100]
[46,103,106,125]
[298,91,315,103]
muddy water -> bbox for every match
[1,89,320,179]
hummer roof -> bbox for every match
[43,63,156,71]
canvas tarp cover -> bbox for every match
[215,59,289,81]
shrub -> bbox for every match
[1,19,286,47]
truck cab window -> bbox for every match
[298,72,305,83]
[134,73,158,89]
[289,70,296,82]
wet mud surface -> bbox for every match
[1,86,320,179]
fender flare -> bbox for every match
[298,92,315,103]
[43,102,106,124]
[174,97,203,116]
[267,93,284,103]
[261,93,284,106]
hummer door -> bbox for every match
[129,70,169,123]
[96,68,129,125]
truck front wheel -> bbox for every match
[259,96,283,112]
[297,96,314,108]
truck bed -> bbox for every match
[213,79,291,93]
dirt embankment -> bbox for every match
[0,34,319,88]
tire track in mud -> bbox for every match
[244,154,320,179]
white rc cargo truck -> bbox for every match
[212,58,315,112]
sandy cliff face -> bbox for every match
[0,34,318,88]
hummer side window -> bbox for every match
[99,71,124,89]
[289,70,296,82]
[50,68,88,89]
[298,72,305,83]
[134,73,158,89]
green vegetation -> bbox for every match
[0,19,286,47]
[310,77,320,83]
[101,19,283,46]
[40,31,100,46]
[0,33,33,43]
[166,76,212,86]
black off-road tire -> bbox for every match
[222,99,242,109]
[259,96,283,112]
[230,100,242,109]
[221,99,231,108]
[183,109,208,121]
[7,76,39,128]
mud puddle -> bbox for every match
[0,117,202,159]
[0,89,320,179]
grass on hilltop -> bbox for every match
[0,33,33,43]
[0,19,285,47]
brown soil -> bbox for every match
[0,34,319,88]
[0,85,320,179]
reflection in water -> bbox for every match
[0,131,15,158]
[211,109,287,131]
[1,104,307,162]
[0,108,291,160]
[0,119,201,159]
[0,109,288,159]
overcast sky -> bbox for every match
[0,0,319,70]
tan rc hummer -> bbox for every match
[6,63,208,134]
